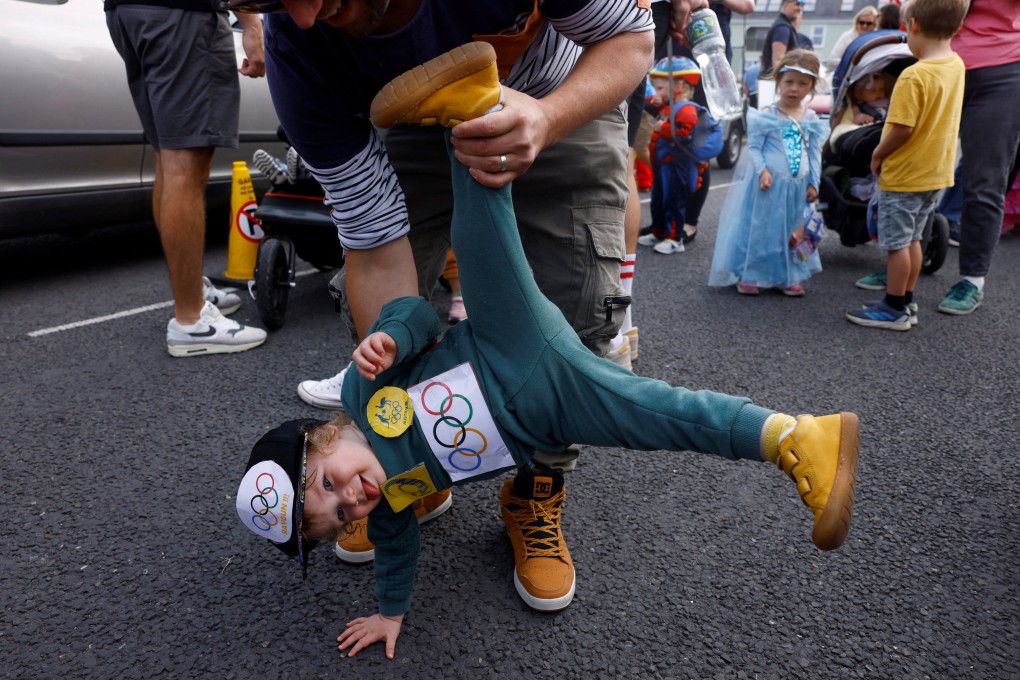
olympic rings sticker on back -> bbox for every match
[235,460,295,544]
[407,363,514,482]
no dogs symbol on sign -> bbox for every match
[236,201,264,243]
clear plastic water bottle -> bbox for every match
[686,8,743,120]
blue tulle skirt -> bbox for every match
[709,110,824,289]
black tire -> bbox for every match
[254,237,290,330]
[922,212,950,275]
[716,120,743,169]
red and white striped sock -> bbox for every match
[620,253,636,333]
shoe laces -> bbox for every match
[316,367,348,391]
[506,489,566,559]
[947,281,975,301]
[336,517,366,544]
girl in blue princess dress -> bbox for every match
[709,50,827,296]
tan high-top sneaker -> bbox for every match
[500,470,575,611]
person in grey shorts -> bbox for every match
[105,1,268,357]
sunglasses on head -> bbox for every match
[220,0,285,13]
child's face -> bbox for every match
[854,78,886,103]
[777,70,815,107]
[651,76,693,101]
[652,77,669,99]
[304,427,387,539]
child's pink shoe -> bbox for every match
[783,283,806,297]
[737,283,760,295]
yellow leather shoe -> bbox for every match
[334,488,453,564]
[370,41,502,129]
[777,413,859,550]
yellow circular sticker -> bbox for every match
[367,387,414,438]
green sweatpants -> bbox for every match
[446,134,772,462]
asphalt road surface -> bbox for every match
[2,167,1018,679]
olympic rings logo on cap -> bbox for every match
[249,471,281,531]
[237,460,295,543]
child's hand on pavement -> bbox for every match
[759,168,772,191]
[338,612,404,659]
[353,332,397,380]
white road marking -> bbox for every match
[28,268,320,338]
[28,301,175,337]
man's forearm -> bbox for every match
[536,30,654,147]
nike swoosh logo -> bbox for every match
[189,328,218,338]
[228,326,245,337]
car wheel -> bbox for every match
[254,237,291,330]
[716,121,742,169]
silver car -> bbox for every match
[0,0,285,239]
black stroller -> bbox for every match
[818,30,950,274]
[252,158,344,330]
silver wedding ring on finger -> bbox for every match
[499,154,508,172]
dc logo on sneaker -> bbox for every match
[532,477,553,498]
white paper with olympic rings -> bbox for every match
[406,362,514,482]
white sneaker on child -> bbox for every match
[286,146,311,183]
[653,238,684,255]
[448,294,467,323]
[637,234,661,248]
[252,149,288,185]
[297,366,349,410]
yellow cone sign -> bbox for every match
[224,161,264,280]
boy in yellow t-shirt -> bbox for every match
[845,0,968,332]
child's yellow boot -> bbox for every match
[370,41,503,129]
[770,413,859,550]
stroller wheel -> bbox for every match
[254,237,293,330]
[716,119,743,170]
[922,212,950,275]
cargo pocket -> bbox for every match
[568,205,627,354]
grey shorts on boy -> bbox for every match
[877,188,941,250]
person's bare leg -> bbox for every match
[905,240,923,293]
[154,147,215,325]
[344,237,419,339]
[885,247,910,297]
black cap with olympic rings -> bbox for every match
[236,418,326,578]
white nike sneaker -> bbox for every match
[252,149,288,185]
[202,276,242,315]
[166,301,266,357]
[297,366,349,410]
